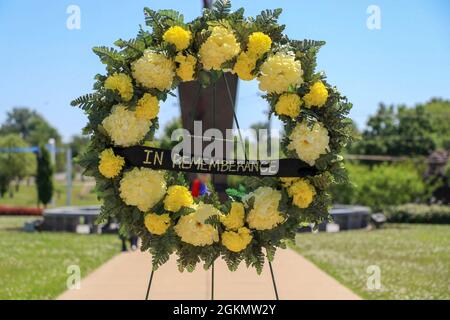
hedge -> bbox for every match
[0,206,43,216]
[331,163,426,211]
[384,204,450,224]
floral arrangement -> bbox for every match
[72,1,353,273]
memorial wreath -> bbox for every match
[72,1,353,274]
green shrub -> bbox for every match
[331,162,426,211]
[385,204,450,224]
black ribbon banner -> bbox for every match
[114,146,317,177]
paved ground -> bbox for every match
[58,248,360,300]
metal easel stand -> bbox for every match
[145,74,279,301]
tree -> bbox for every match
[0,108,37,140]
[351,103,436,156]
[423,98,450,149]
[69,134,90,159]
[36,146,53,207]
[1,107,64,171]
[159,117,182,150]
[0,134,35,196]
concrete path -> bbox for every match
[58,248,360,300]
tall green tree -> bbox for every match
[36,146,53,207]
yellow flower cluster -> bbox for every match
[288,121,330,166]
[175,53,197,82]
[222,227,252,252]
[98,149,124,178]
[303,81,329,108]
[135,94,160,121]
[258,52,303,94]
[199,26,240,70]
[221,202,245,230]
[132,50,175,91]
[174,203,220,246]
[246,187,284,230]
[233,52,256,81]
[285,178,316,209]
[163,26,192,51]
[104,73,134,101]
[275,93,302,119]
[144,213,170,235]
[163,185,194,212]
[246,32,272,58]
[102,105,150,147]
[233,32,271,81]
[119,168,167,212]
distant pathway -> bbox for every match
[58,248,360,300]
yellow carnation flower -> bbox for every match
[221,202,245,230]
[174,203,220,246]
[144,213,170,235]
[175,53,197,82]
[247,32,272,58]
[303,81,329,108]
[288,179,316,209]
[119,168,167,212]
[135,93,160,121]
[199,26,240,70]
[275,93,302,118]
[163,185,194,212]
[102,105,150,147]
[98,149,124,178]
[245,187,284,230]
[163,26,192,51]
[258,52,303,94]
[104,73,134,101]
[132,50,175,91]
[233,52,256,81]
[288,121,330,166]
[194,203,222,223]
[222,227,252,252]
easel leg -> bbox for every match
[211,262,215,300]
[268,260,279,300]
[145,269,155,300]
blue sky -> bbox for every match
[0,0,449,142]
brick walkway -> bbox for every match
[58,248,360,300]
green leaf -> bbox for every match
[212,0,232,18]
[158,9,185,26]
[92,46,124,67]
[256,8,283,25]
[70,93,102,111]
[204,214,222,229]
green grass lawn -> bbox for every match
[0,181,100,208]
[0,216,120,300]
[293,224,450,300]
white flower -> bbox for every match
[288,121,330,166]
